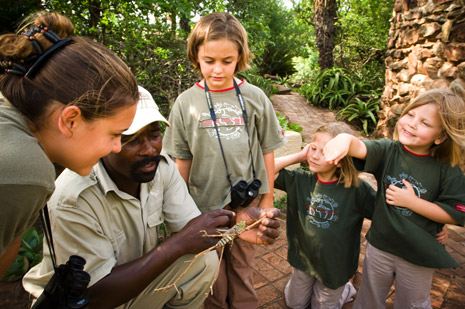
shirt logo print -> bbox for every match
[199,102,244,140]
[306,193,338,229]
[385,173,426,216]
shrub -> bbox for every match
[338,96,380,135]
[276,112,303,133]
[3,228,43,281]
[238,68,277,97]
[299,67,356,109]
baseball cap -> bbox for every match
[123,86,169,135]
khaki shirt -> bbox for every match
[23,152,200,297]
[163,81,284,212]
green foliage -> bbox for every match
[238,68,277,98]
[299,67,355,109]
[276,112,303,133]
[273,194,287,211]
[227,0,310,76]
[290,50,320,86]
[299,66,381,135]
[338,96,380,135]
[3,228,43,282]
[335,0,393,73]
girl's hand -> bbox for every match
[299,144,311,162]
[436,225,449,245]
[385,179,417,208]
[323,133,352,165]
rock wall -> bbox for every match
[377,0,465,137]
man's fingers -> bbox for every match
[209,209,235,226]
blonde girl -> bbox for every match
[324,88,465,308]
[275,122,375,309]
[0,11,138,275]
[163,12,283,308]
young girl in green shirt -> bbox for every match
[275,122,375,308]
[324,87,465,308]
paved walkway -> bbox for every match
[254,93,465,308]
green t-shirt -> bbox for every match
[0,95,55,254]
[163,80,284,212]
[362,139,465,268]
[275,168,375,289]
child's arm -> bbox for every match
[385,179,457,224]
[258,151,276,209]
[175,158,192,183]
[274,144,309,173]
[323,133,368,165]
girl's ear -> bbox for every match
[57,106,82,138]
[434,132,448,145]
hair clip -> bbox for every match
[42,30,61,43]
[30,39,43,54]
[4,64,27,76]
[25,38,72,78]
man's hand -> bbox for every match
[174,209,235,254]
[236,207,281,245]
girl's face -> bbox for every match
[396,103,444,155]
[63,103,137,175]
[307,132,338,179]
[197,38,239,90]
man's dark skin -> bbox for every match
[86,122,281,308]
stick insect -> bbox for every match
[154,218,265,294]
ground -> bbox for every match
[1,93,464,308]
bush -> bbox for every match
[337,96,380,135]
[299,67,356,109]
[276,112,303,133]
[238,68,277,97]
[299,66,382,135]
[3,228,43,281]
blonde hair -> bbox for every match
[187,12,251,74]
[0,11,138,128]
[314,122,360,188]
[394,88,465,166]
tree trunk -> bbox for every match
[313,0,337,70]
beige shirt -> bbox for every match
[163,81,284,212]
[23,152,200,297]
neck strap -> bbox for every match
[204,80,257,189]
[40,205,58,271]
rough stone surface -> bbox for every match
[377,0,465,137]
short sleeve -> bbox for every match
[160,157,201,232]
[51,198,117,286]
[255,95,284,153]
[0,184,51,254]
[435,166,465,226]
[363,139,393,174]
[274,169,293,192]
[163,98,193,160]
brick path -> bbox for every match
[254,93,465,308]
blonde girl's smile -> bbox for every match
[396,103,445,155]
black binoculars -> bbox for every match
[32,255,90,309]
[229,179,262,209]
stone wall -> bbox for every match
[377,0,465,137]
